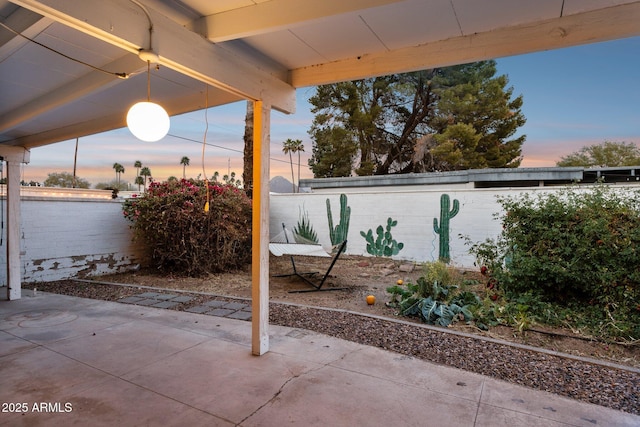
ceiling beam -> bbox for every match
[194,0,405,42]
[2,83,244,148]
[290,1,640,87]
[0,54,144,134]
[0,145,30,163]
[3,111,130,148]
[10,0,296,113]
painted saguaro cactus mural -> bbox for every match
[433,193,459,263]
[326,193,351,249]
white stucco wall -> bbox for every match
[270,184,639,269]
[0,194,144,284]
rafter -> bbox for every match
[0,54,144,134]
[194,0,405,42]
[290,2,640,87]
[10,0,296,113]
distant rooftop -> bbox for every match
[299,166,640,192]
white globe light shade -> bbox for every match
[126,101,170,142]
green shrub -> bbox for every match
[500,185,640,306]
[468,184,640,340]
[123,178,252,276]
[421,260,457,288]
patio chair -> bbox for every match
[269,223,348,293]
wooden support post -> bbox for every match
[0,146,29,301]
[5,161,21,300]
[251,100,271,355]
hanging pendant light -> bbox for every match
[126,51,170,142]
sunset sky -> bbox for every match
[20,36,640,188]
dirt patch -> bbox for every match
[96,254,414,313]
[87,254,638,369]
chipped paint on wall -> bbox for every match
[0,197,145,284]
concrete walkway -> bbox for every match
[1,290,638,426]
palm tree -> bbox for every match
[133,160,143,192]
[282,139,296,193]
[113,163,125,188]
[134,176,144,192]
[282,139,304,192]
[180,156,190,179]
[134,160,142,177]
[140,166,152,191]
[292,139,305,192]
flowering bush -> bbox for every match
[123,178,252,276]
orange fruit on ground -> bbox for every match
[366,295,376,305]
[397,279,404,285]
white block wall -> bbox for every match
[0,197,144,284]
[2,184,636,284]
[270,185,635,269]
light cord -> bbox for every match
[0,21,128,79]
[146,61,151,101]
[202,85,210,213]
[202,85,209,179]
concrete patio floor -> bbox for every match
[1,290,638,426]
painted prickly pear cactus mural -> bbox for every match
[360,217,404,257]
[326,193,350,249]
[433,193,459,263]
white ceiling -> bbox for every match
[1,0,639,149]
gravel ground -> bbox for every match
[24,280,640,416]
[270,304,639,415]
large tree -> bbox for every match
[308,61,525,177]
[43,172,90,188]
[556,141,640,167]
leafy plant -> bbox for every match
[386,261,479,327]
[397,282,478,327]
[461,235,505,276]
[360,217,404,257]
